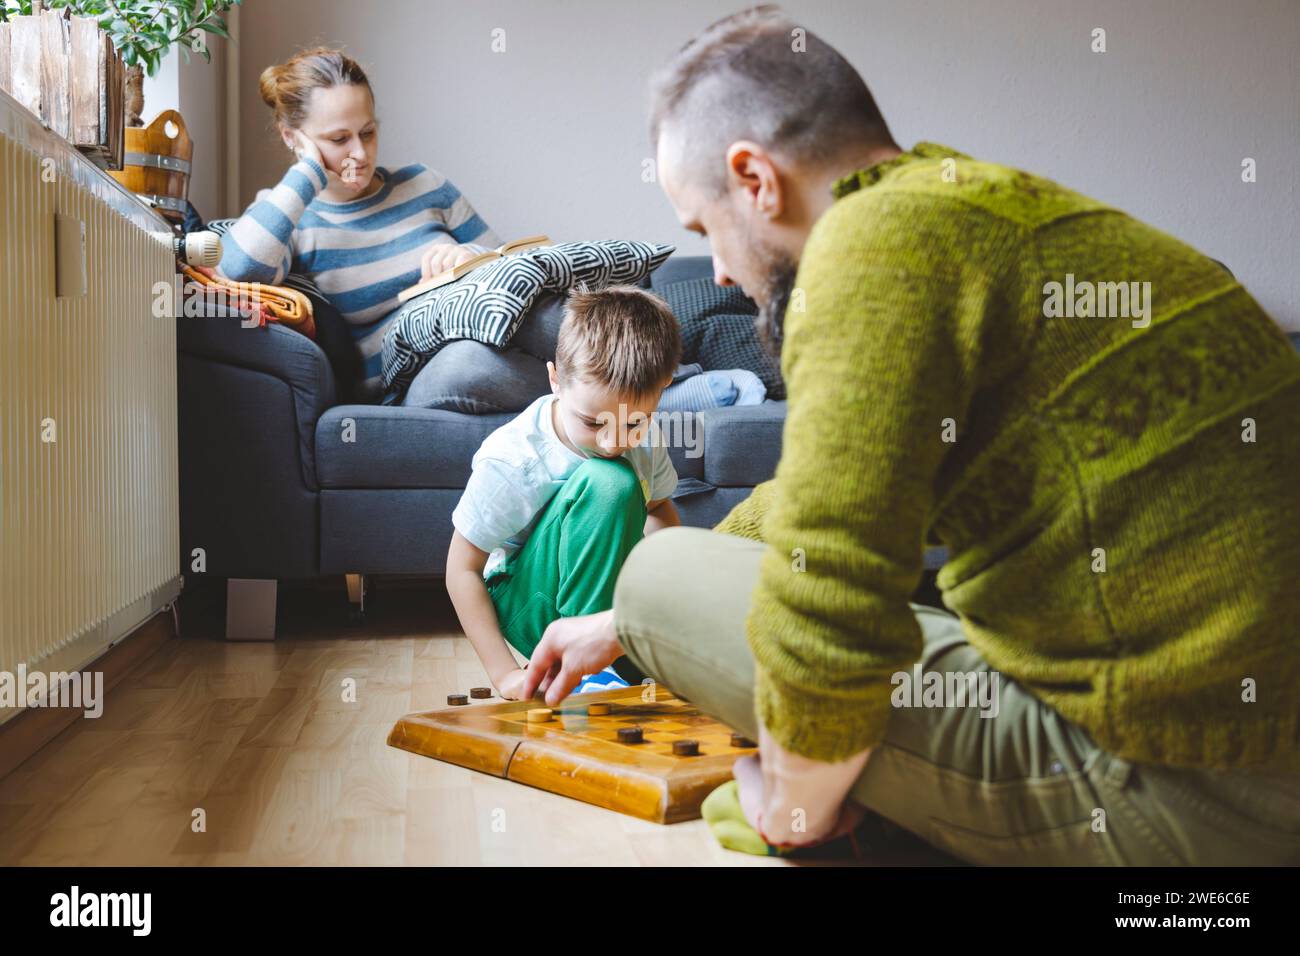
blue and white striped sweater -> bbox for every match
[218,157,501,397]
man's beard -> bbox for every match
[754,254,798,359]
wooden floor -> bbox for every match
[0,582,794,866]
[0,580,950,867]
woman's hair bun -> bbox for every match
[258,63,284,110]
[258,47,372,130]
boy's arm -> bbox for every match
[445,531,526,695]
[645,498,681,535]
[643,428,680,536]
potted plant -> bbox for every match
[1,0,241,126]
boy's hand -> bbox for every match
[522,610,623,705]
[645,498,681,535]
[495,668,530,701]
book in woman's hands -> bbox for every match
[397,235,551,302]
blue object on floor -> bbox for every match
[572,665,629,695]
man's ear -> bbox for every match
[726,140,782,219]
[547,361,560,394]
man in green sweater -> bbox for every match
[522,6,1300,864]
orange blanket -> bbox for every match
[183,266,316,339]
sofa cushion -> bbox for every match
[317,406,512,489]
[316,401,786,491]
[649,271,785,400]
[695,402,786,486]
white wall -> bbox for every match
[141,34,227,219]
[235,0,1299,329]
[177,30,227,219]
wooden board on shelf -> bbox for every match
[388,685,752,824]
[0,7,125,170]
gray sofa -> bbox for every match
[177,255,787,626]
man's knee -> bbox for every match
[615,527,762,648]
[618,526,696,594]
[405,341,548,412]
[614,528,698,650]
[614,528,764,734]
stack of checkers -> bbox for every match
[447,688,494,706]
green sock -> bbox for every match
[701,780,785,857]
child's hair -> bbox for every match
[259,47,372,130]
[555,285,682,401]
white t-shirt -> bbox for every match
[451,395,679,578]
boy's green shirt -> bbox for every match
[717,142,1300,770]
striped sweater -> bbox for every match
[218,157,501,396]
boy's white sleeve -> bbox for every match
[647,439,679,502]
[451,458,542,554]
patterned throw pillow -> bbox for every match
[381,240,674,394]
[203,217,238,235]
[653,275,785,400]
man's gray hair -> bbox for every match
[648,5,894,197]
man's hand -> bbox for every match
[421,243,481,281]
[521,610,623,705]
[494,668,530,701]
[734,724,873,849]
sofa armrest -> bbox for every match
[647,255,714,288]
[177,308,337,489]
[696,401,787,487]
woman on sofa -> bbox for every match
[221,46,772,415]
[218,46,509,402]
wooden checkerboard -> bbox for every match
[388,684,752,823]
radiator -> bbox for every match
[0,90,180,723]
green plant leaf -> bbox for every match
[35,0,235,72]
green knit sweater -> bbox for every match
[716,142,1300,770]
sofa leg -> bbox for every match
[225,578,277,641]
[345,573,367,624]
